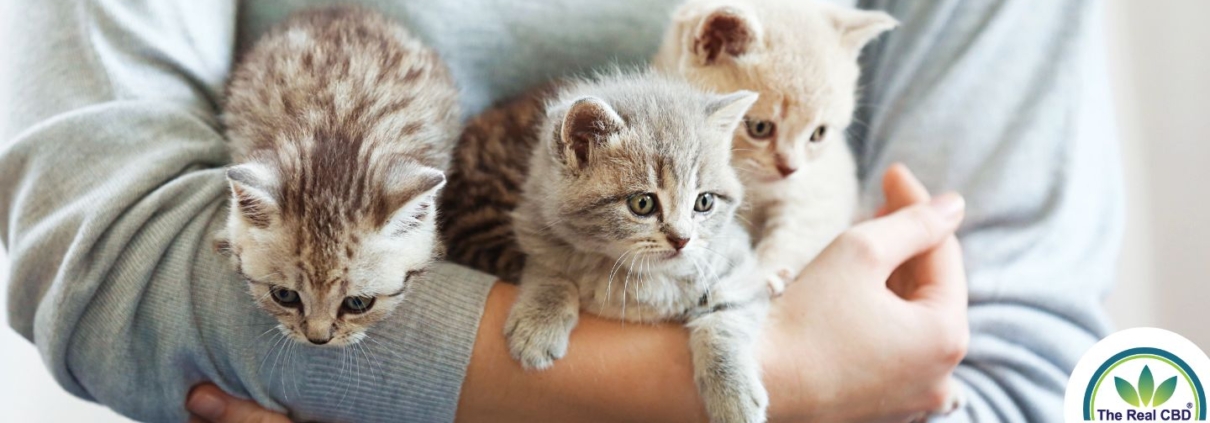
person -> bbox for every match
[0,0,1120,422]
[182,163,970,423]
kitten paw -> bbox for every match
[910,379,965,422]
[699,367,769,423]
[764,268,793,298]
[931,386,964,416]
[503,310,571,370]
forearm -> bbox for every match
[458,282,822,423]
[1,1,499,420]
[458,282,711,423]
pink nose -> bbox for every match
[668,236,690,251]
[776,163,798,177]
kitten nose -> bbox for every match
[307,336,331,345]
[776,162,798,177]
[668,236,691,251]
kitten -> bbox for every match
[220,7,459,346]
[503,71,772,422]
[654,0,897,295]
[656,1,965,417]
[440,84,560,282]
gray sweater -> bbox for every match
[0,0,1121,422]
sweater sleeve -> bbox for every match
[852,0,1122,421]
[0,1,495,422]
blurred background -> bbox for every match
[1,0,1207,421]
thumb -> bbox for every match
[842,193,966,273]
[187,384,291,423]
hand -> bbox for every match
[186,383,290,423]
[761,163,969,423]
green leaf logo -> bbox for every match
[1116,365,1180,408]
[1117,376,1141,406]
[1140,366,1155,406]
[1154,376,1178,407]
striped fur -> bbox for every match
[439,84,560,282]
[220,6,459,346]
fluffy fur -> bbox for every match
[654,0,896,294]
[656,1,964,416]
[503,71,772,422]
[220,7,459,346]
[439,84,560,282]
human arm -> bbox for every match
[852,0,1122,421]
[455,165,969,423]
[184,163,967,423]
[0,1,496,421]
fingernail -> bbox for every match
[187,390,226,420]
[930,193,965,220]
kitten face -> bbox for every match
[655,0,897,183]
[225,160,443,346]
[536,76,756,274]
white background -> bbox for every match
[1,0,1208,421]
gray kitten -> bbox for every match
[220,7,459,346]
[506,71,771,422]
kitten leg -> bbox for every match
[687,302,769,423]
[503,264,580,370]
[754,207,842,297]
[754,223,810,297]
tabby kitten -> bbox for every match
[221,7,459,346]
[654,0,897,295]
[501,71,771,423]
[440,84,560,282]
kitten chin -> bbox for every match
[219,6,458,346]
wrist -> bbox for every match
[759,312,814,422]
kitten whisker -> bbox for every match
[337,344,351,407]
[699,246,737,269]
[265,332,289,396]
[286,338,300,401]
[357,340,382,383]
[605,247,638,309]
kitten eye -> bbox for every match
[627,193,658,216]
[810,125,828,142]
[270,287,300,307]
[694,193,715,213]
[745,119,776,140]
[341,296,376,315]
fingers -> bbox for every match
[882,163,931,212]
[907,235,970,311]
[187,383,291,423]
[839,193,966,274]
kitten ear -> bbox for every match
[691,5,762,66]
[705,90,759,133]
[829,8,898,54]
[380,164,445,236]
[557,96,625,169]
[226,163,279,229]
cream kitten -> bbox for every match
[506,71,773,422]
[220,7,459,346]
[654,0,896,295]
[657,1,964,417]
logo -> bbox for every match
[1066,328,1210,421]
